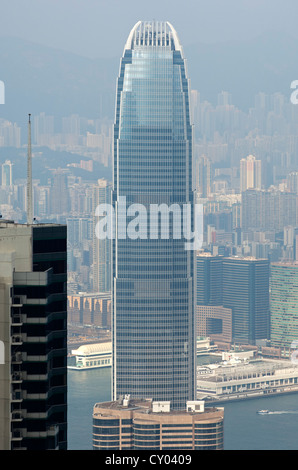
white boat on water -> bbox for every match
[257,409,269,415]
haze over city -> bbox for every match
[0,0,298,455]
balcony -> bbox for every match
[11,297,23,307]
[11,371,23,383]
[11,390,23,402]
[11,352,24,363]
[26,392,48,400]
[11,335,23,346]
[47,425,59,437]
[11,411,24,422]
[11,314,23,326]
[11,429,24,441]
[26,373,48,381]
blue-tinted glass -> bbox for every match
[112,21,196,410]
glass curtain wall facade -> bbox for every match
[270,263,298,350]
[112,21,195,409]
[222,257,270,345]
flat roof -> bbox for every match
[93,399,220,416]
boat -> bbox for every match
[257,410,269,415]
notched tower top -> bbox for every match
[124,20,184,53]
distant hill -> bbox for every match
[0,36,118,123]
[0,147,112,185]
[185,31,298,109]
[0,31,297,123]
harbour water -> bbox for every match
[67,367,298,450]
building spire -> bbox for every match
[27,113,33,225]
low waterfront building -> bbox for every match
[93,397,224,450]
[197,358,298,401]
[69,342,112,370]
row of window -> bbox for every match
[80,358,111,367]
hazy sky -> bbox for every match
[1,0,298,58]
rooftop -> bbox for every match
[72,342,112,356]
[93,397,220,416]
[124,21,183,53]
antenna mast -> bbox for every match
[27,113,33,224]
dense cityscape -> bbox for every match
[0,1,298,456]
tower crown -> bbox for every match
[124,20,183,53]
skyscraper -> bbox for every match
[196,253,223,306]
[222,257,270,345]
[270,262,298,351]
[287,171,298,194]
[1,160,13,186]
[196,155,212,197]
[92,179,111,293]
[0,221,67,450]
[49,168,70,216]
[196,253,232,347]
[111,21,196,409]
[240,155,261,192]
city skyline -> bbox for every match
[0,2,298,452]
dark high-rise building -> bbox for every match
[222,257,270,345]
[196,253,232,346]
[196,253,223,306]
[111,21,196,409]
[0,221,67,450]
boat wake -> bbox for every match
[258,410,298,415]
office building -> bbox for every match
[196,305,232,346]
[93,397,224,450]
[0,121,21,148]
[49,168,70,216]
[196,253,223,306]
[287,171,298,194]
[196,155,212,197]
[222,257,270,345]
[111,21,196,409]
[33,112,54,146]
[67,292,111,329]
[196,253,232,347]
[270,262,298,352]
[217,91,232,107]
[241,189,298,231]
[92,179,111,293]
[1,160,13,187]
[0,221,67,450]
[240,155,261,192]
[67,217,92,247]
